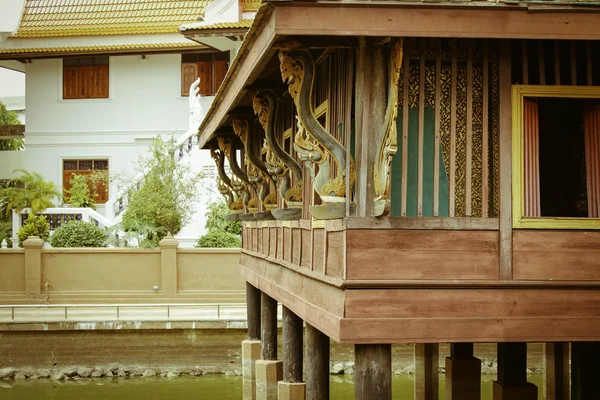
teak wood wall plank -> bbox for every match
[326,231,344,279]
[239,252,343,341]
[338,316,600,344]
[513,231,600,280]
[345,288,600,319]
[346,230,499,280]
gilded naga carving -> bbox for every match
[210,145,242,212]
[253,92,303,206]
[232,118,278,210]
[216,136,252,209]
[373,39,404,216]
[279,50,354,203]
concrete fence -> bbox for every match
[0,236,244,305]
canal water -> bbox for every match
[1,374,543,399]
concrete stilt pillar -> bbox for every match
[493,343,537,400]
[445,343,481,400]
[544,342,569,400]
[306,323,329,400]
[256,292,282,400]
[571,342,600,400]
[243,283,262,400]
[415,343,439,400]
[278,306,305,400]
[355,344,392,400]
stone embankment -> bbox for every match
[0,357,544,383]
[0,364,240,383]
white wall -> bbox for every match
[22,53,215,202]
[25,54,207,134]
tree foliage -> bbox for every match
[204,200,242,235]
[0,169,61,216]
[16,215,50,247]
[119,136,202,248]
[50,220,107,248]
[196,200,242,248]
[65,174,96,209]
[196,230,241,248]
[0,101,24,151]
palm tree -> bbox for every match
[0,169,61,216]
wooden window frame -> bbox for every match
[63,57,109,100]
[512,84,600,229]
[63,159,110,204]
[181,53,229,97]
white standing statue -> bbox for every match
[188,78,206,132]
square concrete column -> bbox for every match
[445,343,481,400]
[256,359,283,400]
[493,343,537,400]
[278,382,306,400]
[415,343,439,400]
[243,340,262,400]
[23,236,44,298]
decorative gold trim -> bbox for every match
[512,84,600,229]
[232,117,277,208]
[279,50,354,200]
[373,39,403,216]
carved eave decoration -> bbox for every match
[253,91,304,207]
[279,50,355,204]
[216,136,253,209]
[232,118,278,210]
[373,38,404,216]
[210,143,243,213]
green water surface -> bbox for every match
[1,374,544,399]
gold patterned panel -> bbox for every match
[397,39,500,218]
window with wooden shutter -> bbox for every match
[523,99,540,217]
[513,85,600,229]
[181,63,198,96]
[93,65,109,98]
[63,66,79,99]
[585,103,600,218]
[214,61,228,92]
[78,65,94,98]
[198,61,212,96]
[181,52,230,96]
[63,159,109,204]
[63,57,109,99]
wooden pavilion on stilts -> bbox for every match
[190,1,600,398]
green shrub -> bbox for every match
[196,230,241,248]
[50,220,107,248]
[0,220,13,247]
[65,174,96,209]
[17,215,50,247]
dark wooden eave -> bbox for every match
[196,0,600,148]
[0,125,25,139]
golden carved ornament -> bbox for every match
[279,51,303,101]
[374,39,403,210]
[293,116,326,165]
[284,186,303,203]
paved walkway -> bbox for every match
[0,303,282,324]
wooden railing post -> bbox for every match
[159,235,178,297]
[23,235,44,299]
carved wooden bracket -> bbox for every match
[216,136,253,208]
[279,50,354,201]
[232,118,278,209]
[373,39,404,216]
[253,91,303,205]
[210,143,243,213]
